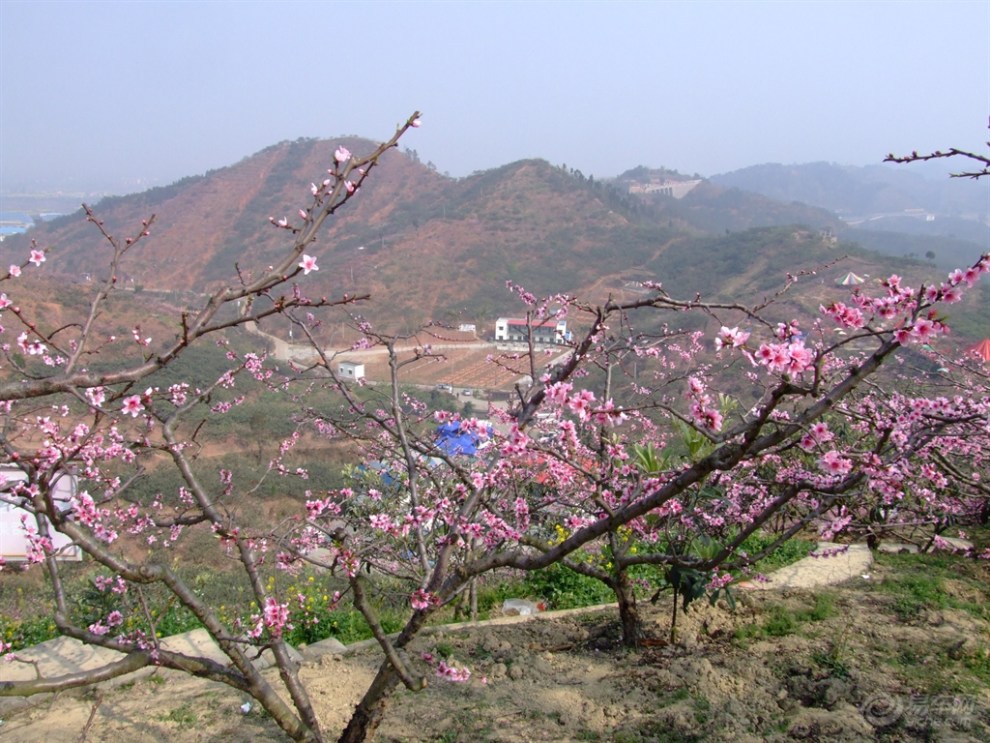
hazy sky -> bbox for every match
[1,0,988,194]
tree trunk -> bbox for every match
[337,610,429,743]
[613,570,642,648]
[337,662,402,743]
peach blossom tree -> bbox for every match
[0,115,987,743]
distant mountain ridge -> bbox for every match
[3,141,986,339]
[711,161,989,217]
[710,162,990,265]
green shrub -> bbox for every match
[520,563,614,610]
[0,615,59,650]
[734,533,817,575]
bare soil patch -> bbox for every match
[343,343,534,392]
[3,562,988,742]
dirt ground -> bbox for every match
[3,566,988,743]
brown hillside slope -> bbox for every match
[3,141,984,342]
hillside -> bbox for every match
[2,142,987,344]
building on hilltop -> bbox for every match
[627,179,702,198]
[495,317,569,345]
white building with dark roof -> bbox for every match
[494,317,568,345]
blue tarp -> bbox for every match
[434,421,491,457]
[354,423,491,491]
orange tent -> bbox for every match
[967,339,990,362]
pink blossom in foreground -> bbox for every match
[714,325,750,350]
[421,651,471,683]
[369,513,393,532]
[566,388,596,421]
[819,450,852,476]
[121,395,144,417]
[691,403,723,432]
[262,597,291,638]
[29,250,45,267]
[168,383,189,406]
[756,340,814,375]
[131,327,151,346]
[785,342,815,375]
[940,286,962,303]
[800,421,834,451]
[17,332,46,356]
[85,386,106,407]
[545,380,573,406]
[298,255,319,275]
[411,588,440,611]
[820,302,864,329]
[707,572,733,591]
[334,146,352,163]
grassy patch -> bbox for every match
[810,639,851,678]
[885,640,990,695]
[873,551,990,622]
[734,592,839,645]
[158,703,198,728]
[864,549,990,695]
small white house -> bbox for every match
[1,465,82,561]
[495,317,568,345]
[337,360,366,380]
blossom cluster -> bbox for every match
[248,597,293,639]
[686,376,723,433]
[420,652,472,683]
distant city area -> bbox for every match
[0,190,118,239]
[0,208,67,241]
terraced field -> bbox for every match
[343,342,556,391]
